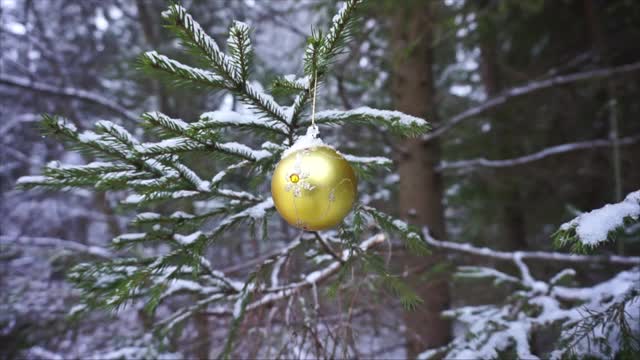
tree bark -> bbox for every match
[390,2,450,356]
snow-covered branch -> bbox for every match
[425,61,640,141]
[438,134,640,172]
[421,268,639,359]
[0,235,114,259]
[422,229,640,266]
[554,190,640,249]
[421,224,640,359]
[0,74,138,123]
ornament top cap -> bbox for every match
[281,125,334,159]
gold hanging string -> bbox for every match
[311,68,318,129]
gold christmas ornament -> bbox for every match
[271,127,357,230]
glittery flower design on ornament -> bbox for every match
[285,153,315,197]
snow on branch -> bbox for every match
[423,228,640,266]
[0,74,138,123]
[420,227,640,359]
[422,267,640,359]
[438,134,640,172]
[342,154,393,167]
[198,110,288,135]
[0,235,114,259]
[425,61,640,141]
[342,153,393,177]
[554,190,640,250]
[141,51,226,88]
[455,266,521,286]
[134,136,270,162]
[311,107,430,137]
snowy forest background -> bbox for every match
[1,0,639,359]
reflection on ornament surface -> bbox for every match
[271,146,357,230]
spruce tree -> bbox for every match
[17,1,432,356]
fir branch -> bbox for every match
[140,51,226,89]
[133,137,269,162]
[163,5,289,128]
[227,21,253,83]
[163,4,238,83]
[134,137,206,156]
[196,110,288,136]
[142,111,189,135]
[303,30,324,76]
[308,107,430,137]
[38,115,132,163]
[271,74,310,95]
[320,0,363,62]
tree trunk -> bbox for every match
[390,2,450,356]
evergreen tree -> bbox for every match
[17,1,432,357]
